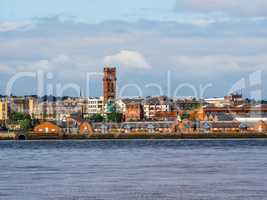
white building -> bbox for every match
[85,97,104,115]
[143,96,173,120]
[205,94,245,107]
[235,117,267,123]
[204,98,226,107]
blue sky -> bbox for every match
[0,0,175,22]
[0,0,267,98]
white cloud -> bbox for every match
[172,55,267,76]
[183,18,216,27]
[104,50,152,69]
[0,64,15,74]
[176,0,267,17]
[0,22,32,32]
[1,17,267,96]
[15,54,101,79]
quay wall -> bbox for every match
[0,132,16,140]
[0,131,266,140]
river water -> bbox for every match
[0,139,266,200]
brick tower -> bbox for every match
[103,67,117,103]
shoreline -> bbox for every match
[1,131,267,140]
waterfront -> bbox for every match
[0,139,267,200]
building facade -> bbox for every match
[34,98,84,121]
[33,122,61,135]
[103,67,117,104]
[125,102,144,122]
[0,100,8,124]
[85,97,104,116]
[143,96,173,120]
[8,96,38,117]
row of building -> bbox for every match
[1,67,267,134]
[2,94,267,134]
[22,117,267,138]
[0,95,177,122]
[0,96,103,122]
[0,92,264,119]
[0,93,265,121]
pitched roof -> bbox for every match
[92,121,174,129]
[201,121,240,129]
[121,98,144,104]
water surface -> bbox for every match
[0,139,266,200]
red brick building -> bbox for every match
[33,122,61,135]
[79,121,94,135]
[196,105,267,121]
[103,67,117,104]
[125,102,144,122]
[154,111,178,121]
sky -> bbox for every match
[0,0,267,98]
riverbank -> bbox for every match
[1,131,267,140]
[0,132,16,140]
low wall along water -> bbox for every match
[1,131,266,140]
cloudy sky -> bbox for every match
[0,0,267,98]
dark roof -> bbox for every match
[121,98,144,104]
[144,96,173,105]
[239,121,267,128]
[92,121,174,129]
[145,97,161,105]
[56,121,78,128]
[208,113,235,121]
[201,122,240,129]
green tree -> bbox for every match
[181,112,190,120]
[190,104,201,110]
[20,118,32,130]
[8,112,33,130]
[9,112,31,122]
[90,114,104,122]
[107,112,123,123]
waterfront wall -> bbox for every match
[1,131,266,140]
[0,132,16,140]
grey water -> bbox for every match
[0,139,267,200]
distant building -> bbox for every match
[176,98,202,110]
[154,111,178,121]
[204,93,246,107]
[204,97,226,107]
[103,67,116,104]
[236,117,267,123]
[8,96,38,117]
[199,120,267,133]
[92,121,176,134]
[0,100,8,124]
[28,97,38,118]
[85,97,104,116]
[125,102,144,122]
[224,93,245,106]
[79,121,94,135]
[196,105,267,121]
[34,98,83,121]
[33,101,57,121]
[143,96,173,120]
[33,122,61,135]
[116,98,143,112]
[32,96,104,121]
[200,121,241,133]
